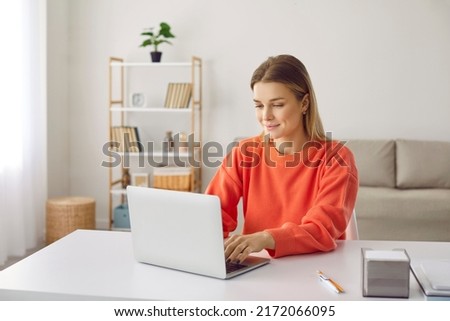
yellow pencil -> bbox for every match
[317,270,345,293]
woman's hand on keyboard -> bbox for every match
[224,231,275,263]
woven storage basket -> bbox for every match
[46,197,95,244]
[153,167,192,191]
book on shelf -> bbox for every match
[164,82,192,108]
[110,126,142,153]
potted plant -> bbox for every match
[139,22,175,62]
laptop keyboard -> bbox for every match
[226,261,247,273]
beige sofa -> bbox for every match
[345,139,450,241]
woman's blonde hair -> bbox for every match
[250,55,326,141]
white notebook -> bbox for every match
[411,259,450,296]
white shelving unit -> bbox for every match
[107,56,203,230]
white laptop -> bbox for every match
[126,186,270,279]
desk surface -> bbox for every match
[0,230,448,300]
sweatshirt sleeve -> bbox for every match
[265,144,359,258]
[204,148,243,238]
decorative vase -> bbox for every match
[150,51,162,62]
[121,168,131,188]
[163,131,174,152]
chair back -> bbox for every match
[345,209,359,240]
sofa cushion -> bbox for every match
[344,139,396,188]
[396,139,450,189]
[355,187,450,241]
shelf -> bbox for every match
[110,62,192,67]
[110,107,192,113]
[110,189,127,195]
[108,56,202,230]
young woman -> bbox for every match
[205,54,358,262]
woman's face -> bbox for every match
[253,81,308,143]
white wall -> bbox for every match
[47,0,450,228]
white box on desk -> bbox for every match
[362,248,410,298]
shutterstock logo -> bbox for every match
[236,139,348,169]
[100,132,349,169]
[101,133,237,168]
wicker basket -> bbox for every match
[153,167,192,191]
[46,197,95,244]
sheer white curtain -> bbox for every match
[0,0,47,266]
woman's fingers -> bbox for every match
[224,234,258,263]
[224,232,275,262]
[224,235,243,261]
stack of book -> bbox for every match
[110,126,142,152]
[164,83,192,108]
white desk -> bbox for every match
[0,230,448,300]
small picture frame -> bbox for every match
[131,173,150,187]
[130,92,146,108]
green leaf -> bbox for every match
[140,31,154,37]
[160,29,175,38]
[160,22,170,29]
[159,22,175,38]
[139,39,152,47]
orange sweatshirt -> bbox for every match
[205,136,359,258]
